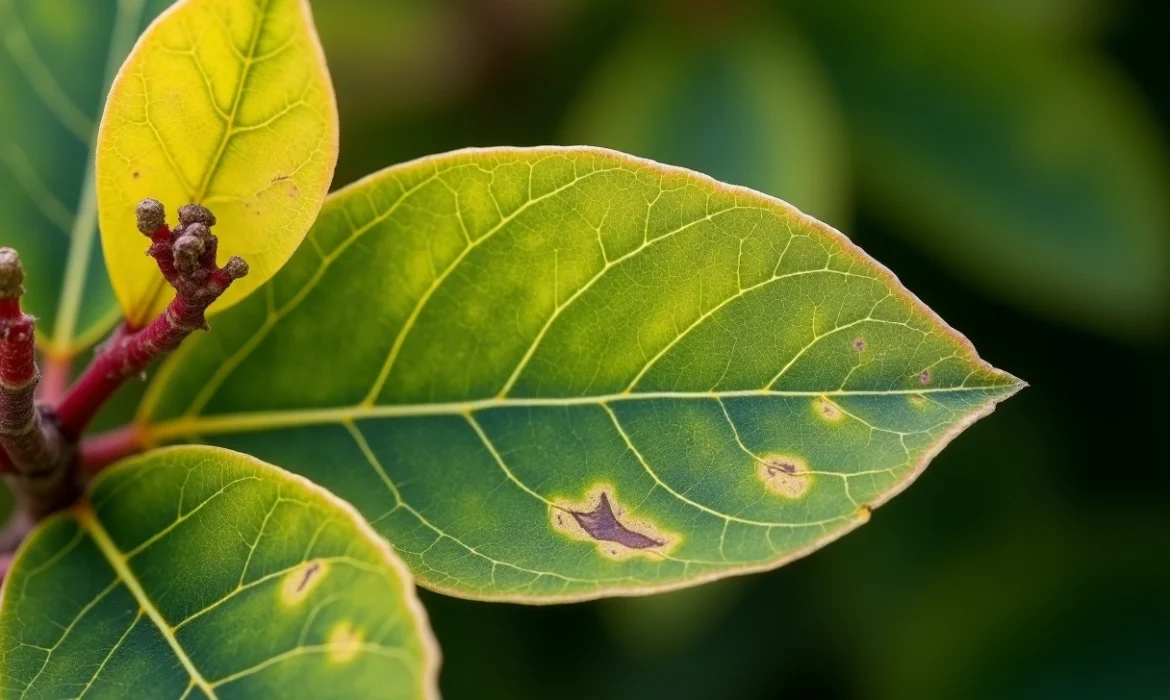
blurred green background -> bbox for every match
[310,0,1170,697]
[6,0,1169,697]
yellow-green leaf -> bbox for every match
[136,146,1022,602]
[0,446,439,699]
[97,0,338,326]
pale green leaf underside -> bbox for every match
[0,446,438,699]
[138,147,1021,602]
[0,0,172,356]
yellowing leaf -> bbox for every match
[96,0,338,326]
[137,147,1022,602]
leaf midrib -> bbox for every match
[195,0,270,201]
[142,384,1012,443]
[74,504,219,699]
[134,0,273,324]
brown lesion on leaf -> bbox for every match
[757,454,813,499]
[551,484,678,560]
[813,396,844,423]
[918,368,932,385]
[296,561,321,592]
[279,559,329,606]
[269,173,300,199]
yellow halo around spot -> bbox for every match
[757,454,813,499]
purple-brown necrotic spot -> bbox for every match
[767,459,796,476]
[296,561,321,592]
[569,492,664,550]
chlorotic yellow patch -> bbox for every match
[327,621,363,664]
[757,454,813,499]
[813,396,844,422]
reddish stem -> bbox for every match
[80,426,146,473]
[0,250,68,477]
[55,200,247,442]
[57,316,180,440]
[0,200,245,546]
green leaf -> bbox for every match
[97,0,339,326]
[563,20,847,225]
[0,0,173,357]
[0,445,439,698]
[136,147,1022,602]
[793,0,1170,336]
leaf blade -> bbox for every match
[96,0,339,326]
[138,146,1022,602]
[0,445,439,698]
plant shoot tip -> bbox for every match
[223,256,249,279]
[135,198,166,235]
[0,248,25,300]
[177,203,216,227]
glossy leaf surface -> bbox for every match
[138,147,1021,602]
[0,446,438,699]
[97,0,339,326]
[0,0,173,356]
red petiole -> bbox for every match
[0,199,247,537]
